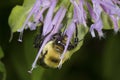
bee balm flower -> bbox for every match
[9,0,120,72]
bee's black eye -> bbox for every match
[57,40,61,44]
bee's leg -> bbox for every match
[51,32,61,40]
[34,24,55,48]
[67,22,78,50]
[44,25,55,37]
[33,21,44,48]
[67,22,84,50]
[73,22,79,46]
[74,22,84,46]
[33,34,44,48]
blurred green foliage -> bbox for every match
[8,0,35,32]
[0,0,120,80]
[0,47,6,80]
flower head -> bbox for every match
[12,0,120,72]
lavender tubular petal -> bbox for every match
[17,0,41,42]
[70,0,87,27]
[110,15,119,32]
[28,7,48,30]
[42,0,57,36]
[18,0,41,32]
[52,7,67,34]
[30,34,52,72]
[89,0,103,38]
[100,0,120,17]
[58,21,75,68]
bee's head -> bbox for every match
[37,41,70,68]
[37,41,61,68]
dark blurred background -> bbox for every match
[0,0,120,80]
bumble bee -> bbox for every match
[34,24,79,68]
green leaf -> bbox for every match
[102,12,113,30]
[8,0,36,33]
[0,47,6,80]
[0,47,4,59]
[0,61,6,80]
[8,5,27,32]
[102,12,120,30]
[23,0,36,8]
